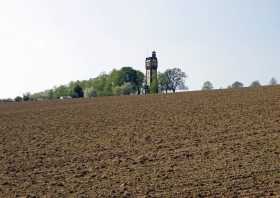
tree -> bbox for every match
[121,67,137,82]
[231,81,244,88]
[165,68,187,93]
[72,84,84,98]
[84,87,97,98]
[113,83,134,95]
[48,89,54,99]
[250,80,261,87]
[110,67,144,95]
[53,85,70,98]
[135,70,144,95]
[110,69,123,87]
[14,96,23,102]
[91,73,112,96]
[150,77,158,94]
[202,81,214,90]
[117,67,137,87]
[270,77,277,85]
[158,72,169,93]
[31,90,50,100]
[23,92,31,101]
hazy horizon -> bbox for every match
[1,0,280,98]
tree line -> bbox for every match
[201,77,278,90]
[12,67,186,101]
[4,68,278,102]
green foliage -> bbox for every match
[84,87,97,98]
[72,84,84,98]
[120,67,137,84]
[53,85,70,98]
[135,70,144,94]
[113,82,134,95]
[23,92,31,101]
[150,77,158,94]
[90,73,113,96]
[202,81,214,90]
[47,90,54,99]
[30,67,145,99]
[158,72,169,93]
[31,90,50,100]
[14,96,23,102]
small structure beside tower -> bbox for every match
[145,51,158,94]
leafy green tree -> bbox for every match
[110,67,144,95]
[48,89,54,99]
[112,86,122,96]
[53,85,70,98]
[158,72,169,93]
[150,80,158,94]
[202,81,214,90]
[250,80,261,87]
[270,77,277,85]
[91,73,113,96]
[135,70,144,95]
[84,87,97,98]
[110,69,123,87]
[122,83,135,95]
[113,83,134,95]
[31,90,50,100]
[120,67,137,84]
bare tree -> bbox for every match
[165,68,187,93]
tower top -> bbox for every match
[146,51,157,61]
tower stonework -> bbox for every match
[145,51,158,93]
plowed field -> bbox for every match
[0,86,279,197]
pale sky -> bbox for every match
[0,0,279,98]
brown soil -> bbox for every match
[0,86,279,197]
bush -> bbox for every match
[84,87,97,98]
[113,83,134,95]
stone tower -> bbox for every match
[145,51,158,93]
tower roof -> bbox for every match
[146,51,157,61]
